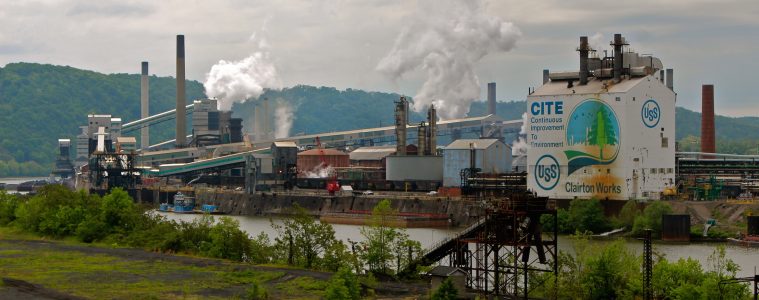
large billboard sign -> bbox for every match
[527,97,625,198]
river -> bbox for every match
[157,212,759,278]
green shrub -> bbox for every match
[431,278,458,300]
[568,199,608,234]
[325,267,361,300]
[245,280,268,300]
[631,201,672,236]
[0,192,20,225]
[200,217,252,261]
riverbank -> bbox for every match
[0,227,427,299]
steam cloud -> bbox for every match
[305,163,334,179]
[204,37,280,111]
[274,99,294,138]
[512,112,529,156]
[376,0,521,120]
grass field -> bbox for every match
[0,227,332,299]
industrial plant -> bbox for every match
[47,33,759,298]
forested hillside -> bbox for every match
[0,63,205,176]
[2,62,759,176]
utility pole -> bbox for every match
[643,229,653,300]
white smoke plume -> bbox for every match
[512,112,529,156]
[204,36,281,111]
[589,32,605,53]
[274,99,294,138]
[376,0,521,120]
[305,162,334,179]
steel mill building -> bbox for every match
[527,34,676,200]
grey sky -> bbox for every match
[1,0,757,117]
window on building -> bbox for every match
[651,168,657,174]
[662,137,668,148]
[659,168,665,174]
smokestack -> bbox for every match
[542,69,550,84]
[487,82,496,115]
[578,36,590,85]
[263,98,270,140]
[417,123,426,156]
[253,104,261,141]
[666,68,674,90]
[395,97,408,155]
[175,35,186,148]
[701,84,716,157]
[611,33,626,82]
[427,105,437,155]
[140,62,149,149]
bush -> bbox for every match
[200,217,252,261]
[431,278,458,300]
[568,199,608,234]
[0,191,20,225]
[631,201,672,236]
[325,267,361,300]
[245,280,268,300]
[614,200,640,229]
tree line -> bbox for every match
[0,186,425,299]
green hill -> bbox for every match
[1,62,758,176]
[0,62,205,176]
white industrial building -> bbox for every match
[443,139,512,187]
[526,34,676,200]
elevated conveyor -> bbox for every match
[156,151,253,177]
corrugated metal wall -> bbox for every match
[443,142,512,187]
[386,156,443,181]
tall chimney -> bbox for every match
[542,69,550,84]
[417,123,426,156]
[395,97,408,155]
[701,84,716,157]
[253,104,261,141]
[175,35,187,148]
[487,82,496,115]
[611,33,625,82]
[578,36,590,85]
[263,98,270,140]
[140,62,149,149]
[427,105,437,155]
[666,69,674,90]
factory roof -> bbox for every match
[298,148,348,156]
[116,137,136,143]
[445,139,506,150]
[349,146,396,161]
[273,141,297,148]
[427,266,467,277]
[530,76,650,96]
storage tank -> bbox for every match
[661,214,690,242]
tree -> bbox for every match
[325,267,361,300]
[200,217,253,261]
[431,278,458,300]
[359,199,420,275]
[631,201,672,236]
[567,199,608,234]
[272,204,340,269]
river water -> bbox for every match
[157,212,759,278]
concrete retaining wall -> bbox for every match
[190,189,484,226]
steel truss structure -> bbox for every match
[430,172,559,299]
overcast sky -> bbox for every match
[1,0,758,117]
